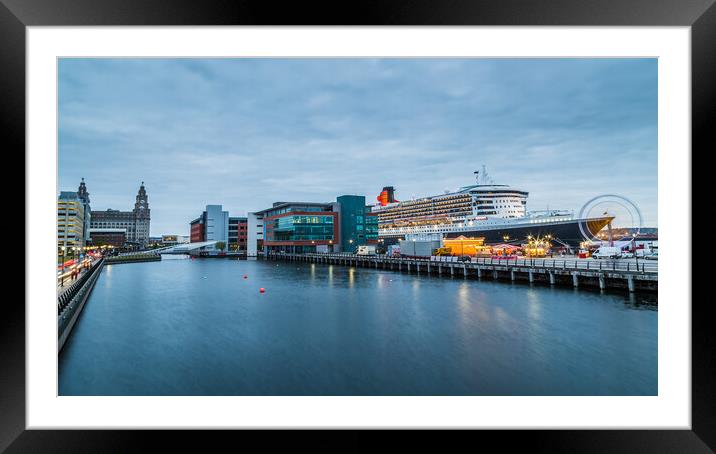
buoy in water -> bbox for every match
[259,287,265,293]
[243,275,248,279]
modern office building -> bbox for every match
[57,191,86,250]
[189,205,230,245]
[189,217,204,243]
[228,217,248,251]
[337,195,379,252]
[90,182,151,247]
[250,195,378,254]
[88,228,127,248]
[247,212,264,257]
[257,201,339,254]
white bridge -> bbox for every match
[119,241,219,256]
[160,241,219,254]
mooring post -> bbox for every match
[463,265,468,278]
[493,269,498,280]
[572,272,579,288]
[627,274,635,292]
[477,266,482,278]
[511,269,516,281]
[450,266,454,276]
[528,269,533,283]
[599,275,606,290]
[549,272,555,285]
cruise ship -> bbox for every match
[372,168,614,248]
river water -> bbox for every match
[58,257,657,395]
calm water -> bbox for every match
[58,257,657,395]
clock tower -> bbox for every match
[133,182,151,245]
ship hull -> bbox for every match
[379,217,613,248]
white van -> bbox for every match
[592,246,621,259]
[357,245,377,256]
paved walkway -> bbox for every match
[56,259,96,294]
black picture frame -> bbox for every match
[5,0,709,450]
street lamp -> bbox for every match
[60,245,66,275]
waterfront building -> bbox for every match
[159,235,189,246]
[337,195,379,252]
[189,217,204,243]
[76,178,91,246]
[257,201,339,254]
[88,228,127,248]
[90,182,151,247]
[228,217,248,251]
[251,195,378,254]
[57,191,85,250]
[189,205,229,246]
[148,236,163,247]
[247,212,264,257]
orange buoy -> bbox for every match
[259,287,265,293]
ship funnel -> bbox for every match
[377,186,398,206]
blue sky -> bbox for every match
[59,58,657,236]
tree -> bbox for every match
[215,241,226,252]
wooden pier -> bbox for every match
[264,253,658,293]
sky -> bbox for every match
[59,58,657,236]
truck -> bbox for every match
[399,239,442,258]
[356,245,377,256]
[592,246,621,259]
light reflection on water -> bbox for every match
[58,259,657,396]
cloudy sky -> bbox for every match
[59,58,657,236]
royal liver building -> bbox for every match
[90,182,151,246]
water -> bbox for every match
[58,257,657,396]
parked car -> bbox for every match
[620,251,634,258]
[644,251,658,260]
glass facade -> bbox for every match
[269,215,335,241]
[337,195,377,252]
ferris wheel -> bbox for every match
[578,194,643,243]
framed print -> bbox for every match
[6,0,712,450]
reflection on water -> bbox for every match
[59,259,657,396]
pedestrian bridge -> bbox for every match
[117,241,219,256]
[159,241,219,254]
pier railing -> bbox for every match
[268,252,657,274]
[266,252,657,293]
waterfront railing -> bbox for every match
[268,252,657,274]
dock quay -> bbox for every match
[58,257,105,352]
[105,253,162,264]
[265,253,658,293]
